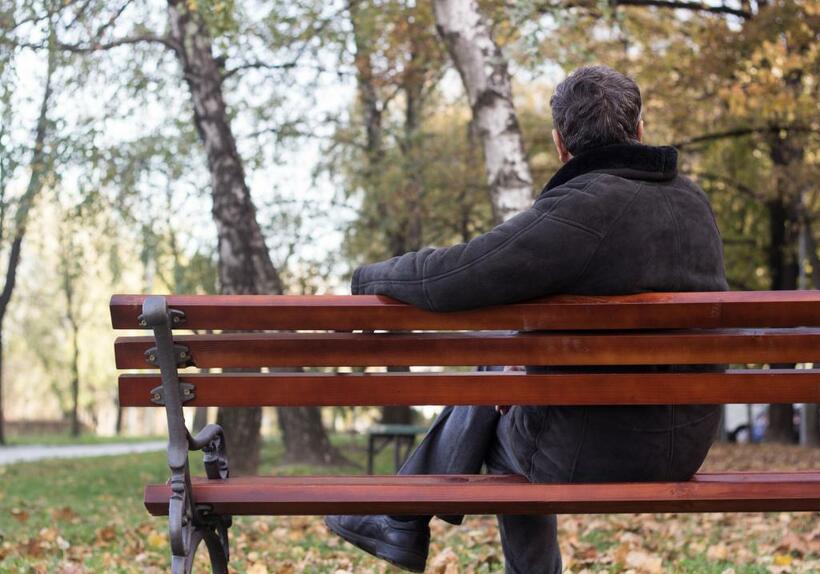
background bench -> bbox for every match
[366,423,429,474]
[110,291,820,574]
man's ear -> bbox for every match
[636,119,644,142]
[552,129,572,163]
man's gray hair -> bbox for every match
[550,65,642,155]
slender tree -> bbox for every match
[164,0,343,470]
[0,26,56,444]
[47,0,344,469]
[433,0,533,222]
[57,211,84,437]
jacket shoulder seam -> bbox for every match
[659,186,684,286]
[571,183,645,285]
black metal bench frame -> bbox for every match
[140,297,232,573]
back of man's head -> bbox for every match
[550,65,642,156]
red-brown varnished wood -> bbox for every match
[109,291,820,331]
[143,472,820,516]
[118,369,820,407]
[114,329,820,369]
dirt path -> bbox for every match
[0,440,165,465]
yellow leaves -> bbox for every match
[4,444,820,572]
[145,530,165,548]
[773,553,794,566]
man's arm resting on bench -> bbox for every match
[351,195,602,312]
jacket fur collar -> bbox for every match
[542,143,678,193]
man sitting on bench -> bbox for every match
[325,65,728,574]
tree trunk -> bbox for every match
[800,404,819,447]
[764,196,798,444]
[166,0,340,472]
[68,318,81,437]
[114,396,123,435]
[763,125,802,444]
[278,406,350,465]
[0,36,55,445]
[433,0,533,222]
[349,3,415,426]
[0,330,4,445]
[192,406,209,433]
[216,406,263,471]
[798,215,820,446]
[381,403,414,425]
[350,1,384,164]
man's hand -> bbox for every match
[495,365,524,415]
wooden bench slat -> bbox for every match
[143,472,820,516]
[110,291,820,331]
[114,329,820,369]
[118,369,820,407]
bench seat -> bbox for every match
[144,471,820,516]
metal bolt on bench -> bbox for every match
[111,291,820,573]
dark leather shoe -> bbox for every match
[325,515,429,572]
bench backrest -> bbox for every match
[111,291,820,409]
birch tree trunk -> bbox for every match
[166,0,341,471]
[432,0,533,222]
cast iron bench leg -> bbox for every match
[142,296,232,573]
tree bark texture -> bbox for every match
[166,0,339,472]
[433,0,533,223]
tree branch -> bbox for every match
[92,0,137,40]
[527,0,751,18]
[57,34,179,54]
[222,60,354,80]
[674,125,818,148]
[222,61,297,79]
[610,0,751,18]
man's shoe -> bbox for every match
[324,515,430,572]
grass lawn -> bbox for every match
[0,437,818,573]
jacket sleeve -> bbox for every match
[351,196,603,312]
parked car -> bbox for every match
[724,404,813,443]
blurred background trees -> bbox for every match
[0,0,816,463]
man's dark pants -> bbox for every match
[395,399,721,573]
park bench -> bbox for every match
[110,291,820,574]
